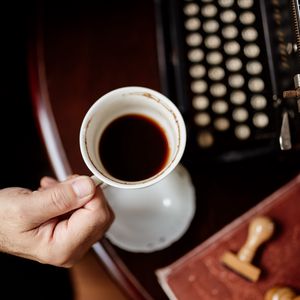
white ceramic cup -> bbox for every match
[79,86,186,189]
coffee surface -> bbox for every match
[99,114,170,181]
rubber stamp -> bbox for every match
[221,216,275,282]
[265,286,300,300]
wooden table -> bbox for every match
[28,1,300,299]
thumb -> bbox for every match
[29,176,96,224]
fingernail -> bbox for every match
[72,177,94,198]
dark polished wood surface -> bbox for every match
[29,1,300,299]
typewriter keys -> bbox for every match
[201,4,217,18]
[185,17,201,31]
[246,61,262,75]
[203,20,219,33]
[220,9,237,23]
[230,90,246,105]
[188,49,204,62]
[206,51,223,65]
[226,58,242,72]
[235,125,251,140]
[224,41,240,55]
[189,64,206,78]
[192,96,209,110]
[218,0,234,8]
[183,3,199,16]
[212,100,228,114]
[242,27,258,42]
[155,0,295,161]
[251,95,267,110]
[180,0,273,154]
[208,67,225,81]
[237,0,254,9]
[253,113,269,128]
[214,117,230,131]
[239,11,256,25]
[232,108,249,123]
[222,25,238,39]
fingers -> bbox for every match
[40,176,58,189]
[69,187,113,236]
[29,176,96,224]
[37,188,114,267]
[0,175,113,267]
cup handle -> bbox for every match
[90,175,107,189]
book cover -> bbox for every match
[156,175,300,300]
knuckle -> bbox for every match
[98,209,113,227]
[49,187,73,211]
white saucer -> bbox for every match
[103,164,196,253]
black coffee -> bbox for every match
[99,114,170,181]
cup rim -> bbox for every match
[79,86,186,189]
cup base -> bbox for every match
[103,164,196,253]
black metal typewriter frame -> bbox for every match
[154,0,300,163]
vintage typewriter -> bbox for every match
[154,0,300,162]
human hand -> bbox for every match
[0,175,114,267]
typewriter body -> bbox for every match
[155,0,300,163]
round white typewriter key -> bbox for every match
[238,0,254,9]
[222,25,238,39]
[242,27,258,42]
[188,49,204,62]
[194,112,211,126]
[248,77,265,92]
[246,60,263,75]
[218,0,234,8]
[232,107,249,122]
[201,4,217,18]
[239,11,256,25]
[203,20,219,33]
[192,95,209,110]
[197,131,214,147]
[220,10,237,23]
[186,33,202,46]
[206,51,223,65]
[235,124,251,140]
[189,64,206,78]
[208,67,225,81]
[224,41,240,55]
[226,57,242,72]
[210,83,227,97]
[244,43,260,58]
[214,117,230,131]
[185,17,201,31]
[253,112,269,128]
[250,95,267,110]
[212,100,228,114]
[204,35,221,49]
[191,80,208,93]
[228,74,245,88]
[230,90,246,105]
[184,3,200,16]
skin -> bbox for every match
[0,175,114,267]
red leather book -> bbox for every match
[156,175,300,299]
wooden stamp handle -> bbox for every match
[237,216,275,263]
[265,287,299,300]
